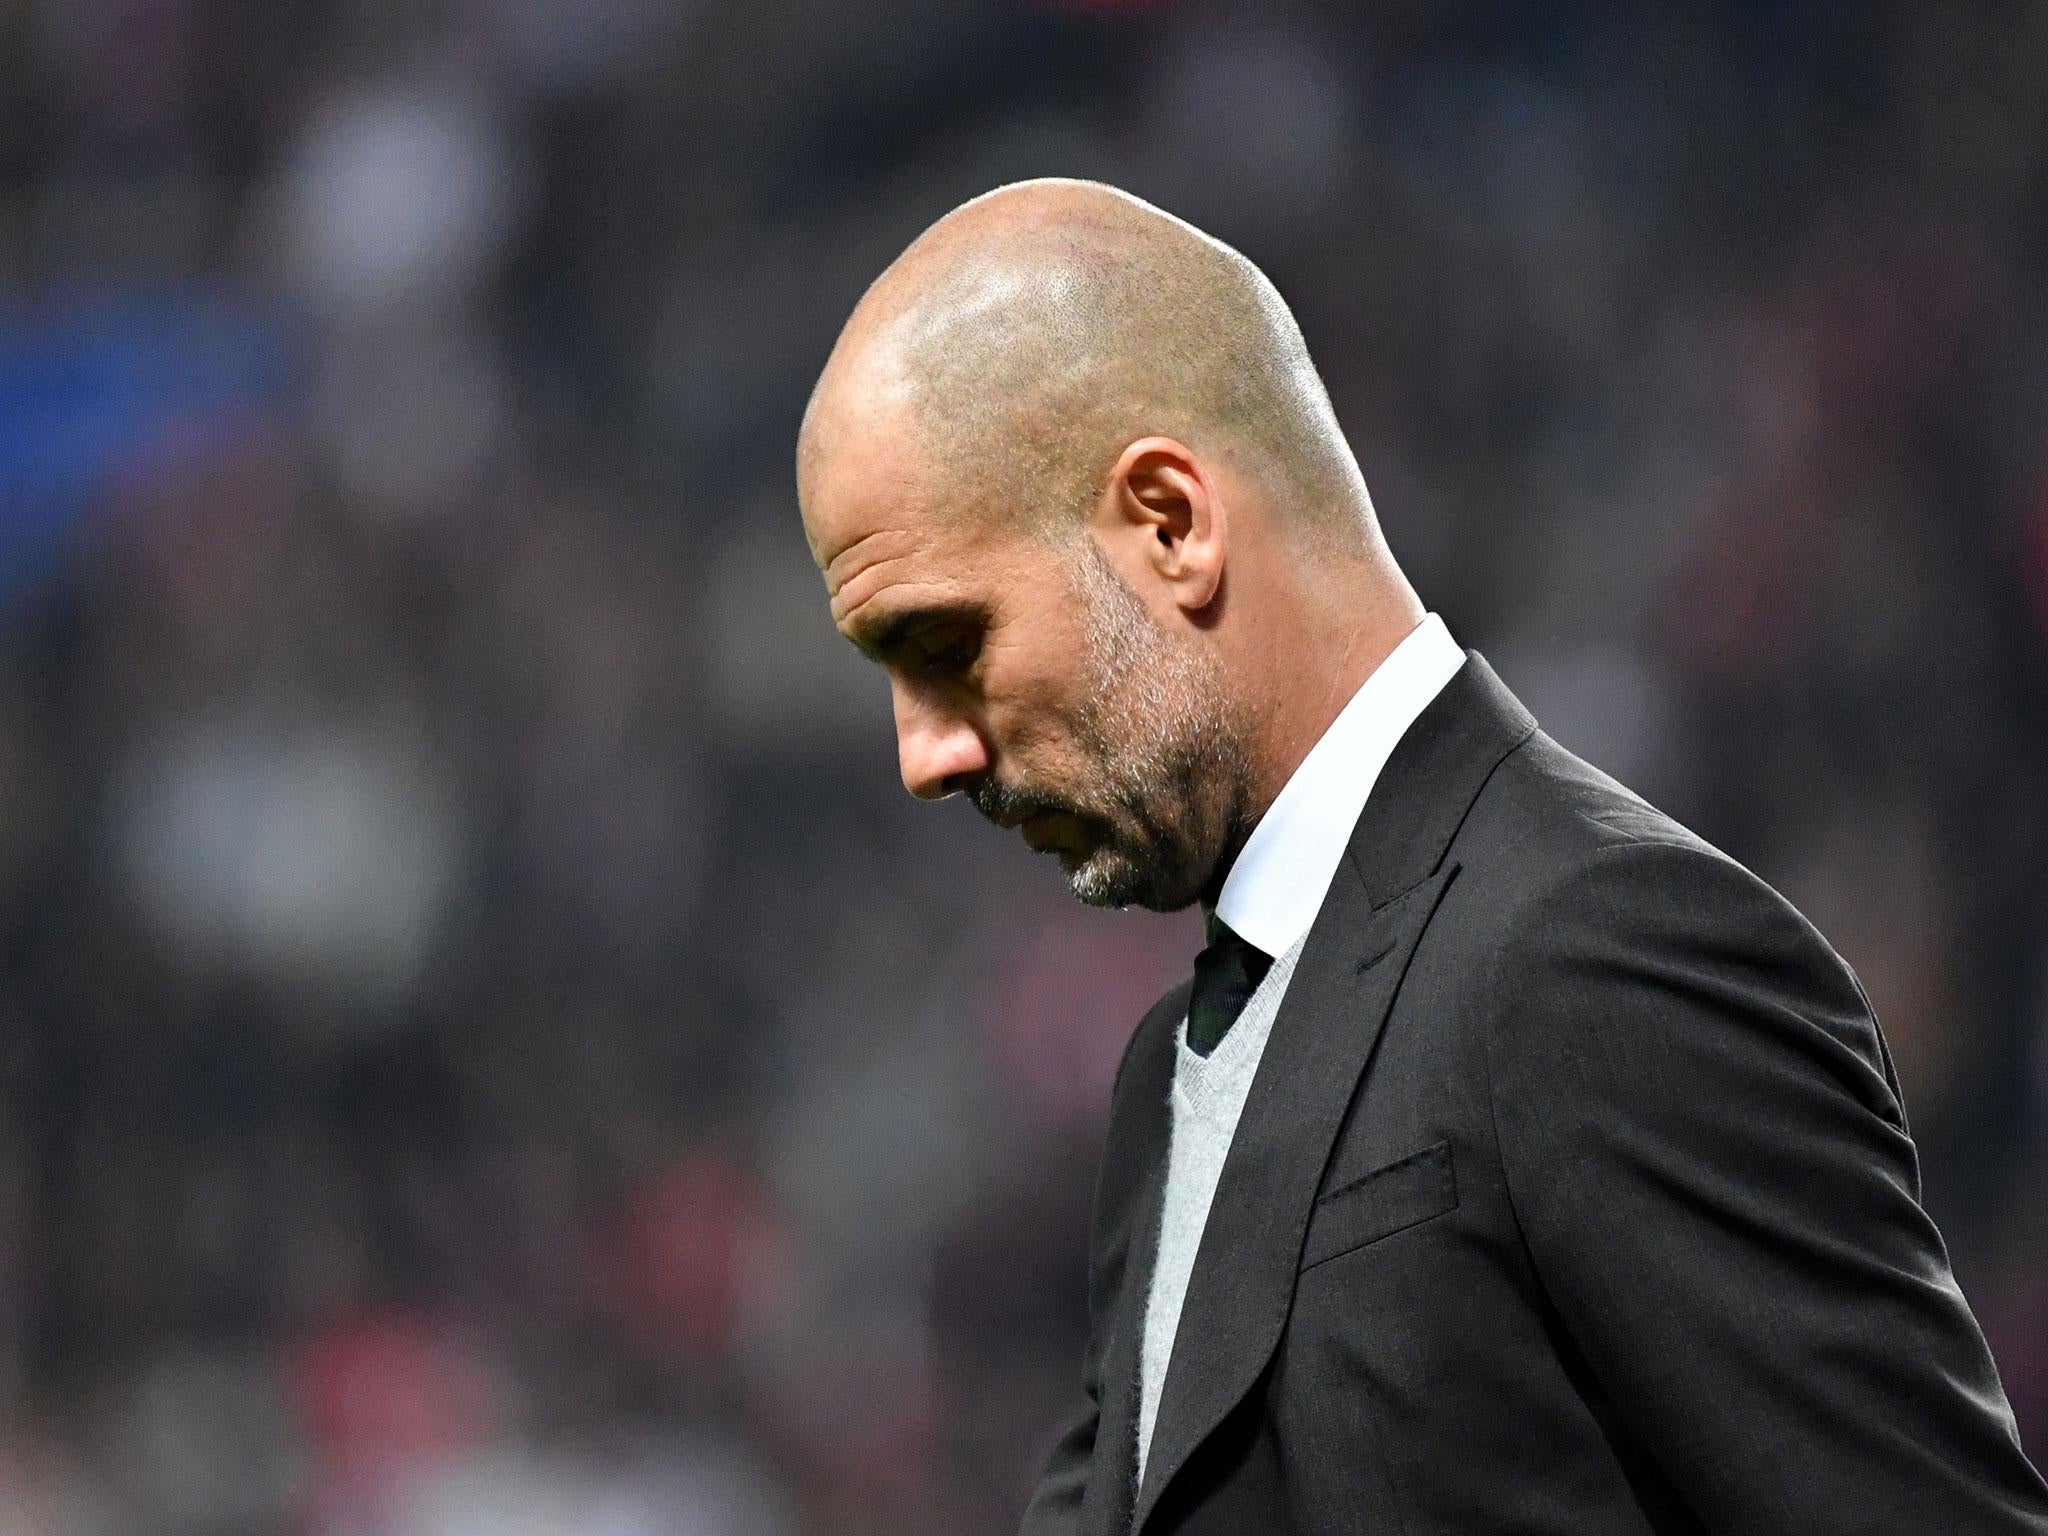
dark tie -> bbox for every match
[1187,911,1273,1056]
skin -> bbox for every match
[797,178,1427,913]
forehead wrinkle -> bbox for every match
[823,526,919,597]
[829,553,937,626]
[835,577,971,652]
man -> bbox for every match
[794,178,2048,1535]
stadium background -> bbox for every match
[2,1,2046,1530]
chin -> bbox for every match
[1063,845,1204,914]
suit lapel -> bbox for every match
[1127,650,1537,1536]
[1126,860,1456,1533]
[1081,985,1183,1536]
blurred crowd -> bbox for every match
[1,0,2045,1530]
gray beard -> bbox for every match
[1054,544,1254,911]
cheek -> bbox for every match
[980,665,1099,775]
[976,592,1113,759]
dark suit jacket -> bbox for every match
[1019,651,2048,1536]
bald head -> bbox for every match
[797,181,1426,906]
[800,178,1372,549]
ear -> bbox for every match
[1099,436,1224,614]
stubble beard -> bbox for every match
[1053,544,1253,912]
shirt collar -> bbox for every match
[1213,612,1466,958]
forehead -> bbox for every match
[802,385,982,595]
[816,499,1006,643]
[804,421,949,586]
[801,354,922,554]
[800,321,1070,642]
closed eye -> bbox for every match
[843,601,991,679]
[905,623,981,678]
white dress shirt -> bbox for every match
[1135,611,1466,1485]
[1214,610,1468,956]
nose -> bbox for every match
[892,681,990,800]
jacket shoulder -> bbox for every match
[1463,730,1893,1119]
[1443,728,1864,1002]
[1461,726,1722,875]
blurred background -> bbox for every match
[1,0,2045,1530]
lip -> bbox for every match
[1020,811,1064,852]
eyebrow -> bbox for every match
[844,601,988,663]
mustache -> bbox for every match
[968,777,1086,829]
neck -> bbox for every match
[1196,574,1422,910]
[1240,562,1424,828]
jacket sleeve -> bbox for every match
[1486,837,2048,1532]
[1017,1387,1097,1535]
[1017,1106,1118,1536]
[1019,980,1184,1535]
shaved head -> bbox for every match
[797,178,1422,912]
[800,178,1369,547]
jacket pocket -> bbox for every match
[1300,1139,1457,1272]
